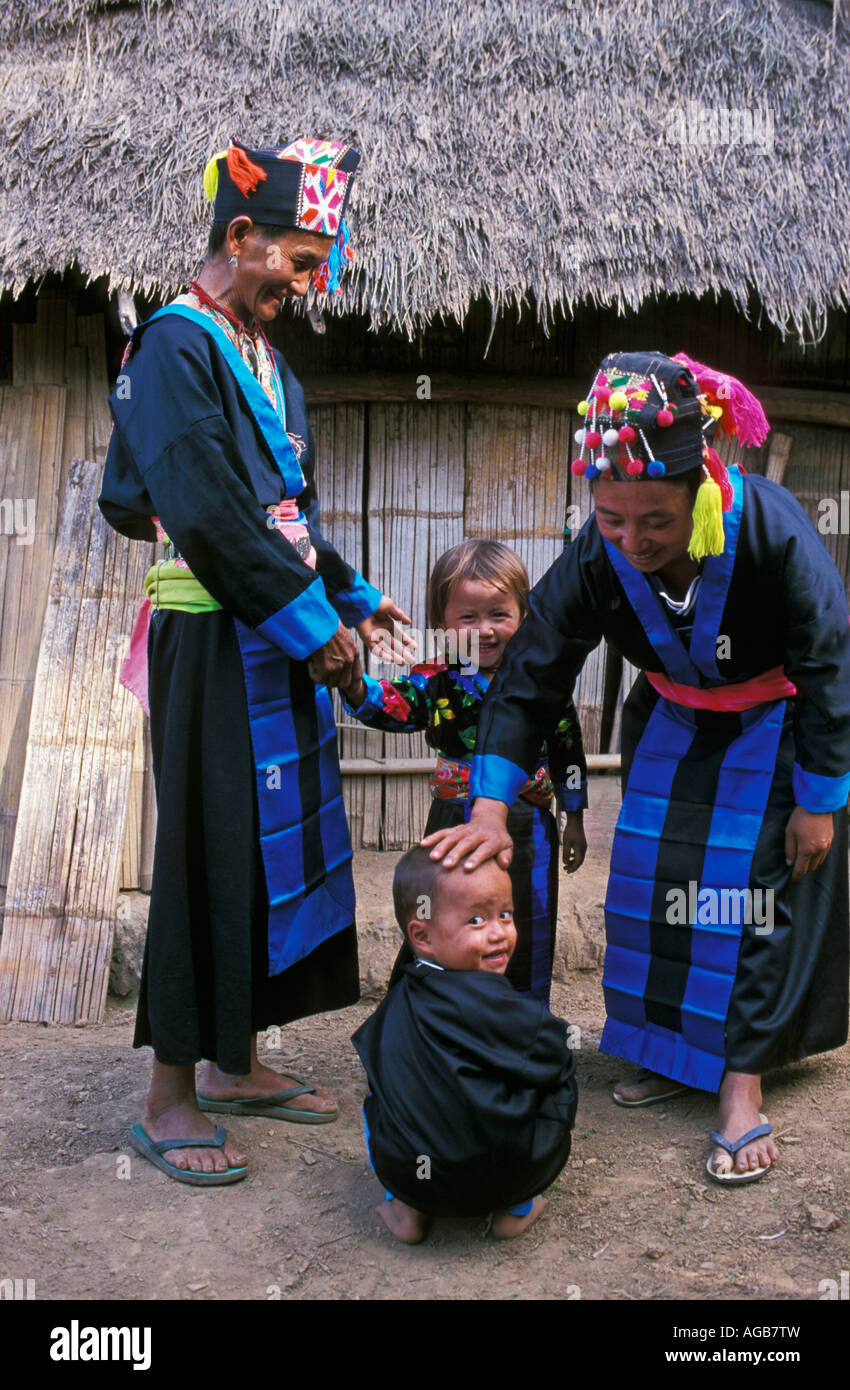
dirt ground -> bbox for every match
[0,780,847,1303]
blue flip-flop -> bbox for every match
[128,1122,248,1186]
[706,1114,773,1184]
[196,1078,338,1124]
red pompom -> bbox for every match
[585,430,602,449]
[594,385,611,405]
[571,458,587,475]
[626,459,644,476]
[618,424,635,443]
[657,408,674,427]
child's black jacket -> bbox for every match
[351,963,577,1217]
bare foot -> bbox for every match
[709,1072,778,1177]
[142,1098,246,1175]
[613,1071,680,1104]
[198,1035,337,1117]
[491,1195,547,1240]
[377,1198,429,1244]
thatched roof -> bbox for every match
[2,0,850,336]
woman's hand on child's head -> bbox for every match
[562,813,587,874]
[421,799,513,871]
[357,596,416,666]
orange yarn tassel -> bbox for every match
[226,142,267,197]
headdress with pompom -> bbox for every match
[571,349,769,561]
[202,138,360,294]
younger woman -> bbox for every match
[340,540,588,1004]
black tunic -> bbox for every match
[100,308,378,1072]
[352,963,577,1216]
[471,471,850,1087]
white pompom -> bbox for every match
[603,428,620,447]
[574,428,587,446]
[597,455,612,471]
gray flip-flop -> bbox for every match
[706,1115,773,1184]
[128,1122,247,1186]
[612,1068,689,1108]
[196,1076,338,1125]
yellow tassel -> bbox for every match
[688,476,725,561]
[203,151,226,203]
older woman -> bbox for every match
[425,349,850,1184]
[100,139,410,1184]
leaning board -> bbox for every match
[0,459,154,1022]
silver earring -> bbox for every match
[228,254,238,265]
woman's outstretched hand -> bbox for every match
[421,798,513,871]
[357,596,416,665]
[784,806,834,882]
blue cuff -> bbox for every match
[792,762,850,813]
[257,578,339,660]
[344,671,385,716]
[556,780,588,814]
[331,573,383,628]
[469,753,529,805]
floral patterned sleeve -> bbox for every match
[342,668,433,733]
[544,697,589,813]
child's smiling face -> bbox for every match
[442,578,522,674]
[407,860,517,974]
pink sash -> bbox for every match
[646,665,797,712]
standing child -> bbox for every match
[341,540,588,1004]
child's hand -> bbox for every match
[562,813,587,874]
[306,622,359,690]
[338,650,366,706]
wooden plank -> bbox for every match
[566,419,607,754]
[120,700,145,890]
[76,315,112,464]
[339,755,621,774]
[783,424,850,599]
[309,403,384,849]
[0,459,155,1023]
[60,344,88,503]
[11,295,67,389]
[11,321,35,387]
[302,375,850,428]
[139,720,157,894]
[0,384,66,883]
[765,432,793,486]
[368,403,465,849]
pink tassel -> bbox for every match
[673,351,769,448]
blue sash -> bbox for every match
[145,303,306,497]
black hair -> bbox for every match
[392,846,446,942]
[591,462,704,502]
[207,221,294,256]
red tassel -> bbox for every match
[703,445,734,511]
[226,142,267,197]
